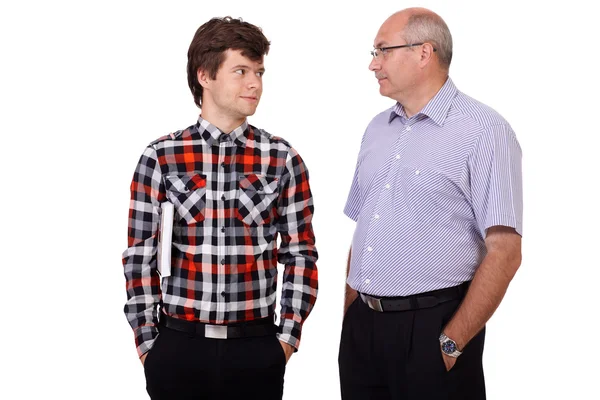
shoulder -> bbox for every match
[452,91,510,129]
[450,93,521,156]
[358,106,397,143]
[366,106,397,131]
[148,128,188,149]
[251,125,293,149]
[368,106,396,127]
[250,126,310,170]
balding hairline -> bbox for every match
[401,11,453,71]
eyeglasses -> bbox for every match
[370,43,437,59]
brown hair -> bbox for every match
[187,17,271,108]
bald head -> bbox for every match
[384,8,453,71]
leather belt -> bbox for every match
[160,314,276,339]
[359,281,470,312]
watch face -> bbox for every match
[441,340,457,354]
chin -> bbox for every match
[244,106,259,116]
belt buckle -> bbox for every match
[205,324,228,339]
[364,294,384,312]
[370,297,384,312]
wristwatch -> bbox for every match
[439,333,462,358]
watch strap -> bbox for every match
[439,333,462,357]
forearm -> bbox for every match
[278,257,318,350]
[277,220,318,350]
[123,236,162,356]
[443,229,521,349]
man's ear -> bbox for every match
[197,69,210,88]
[419,43,436,68]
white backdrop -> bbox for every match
[1,0,599,399]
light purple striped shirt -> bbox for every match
[344,78,522,296]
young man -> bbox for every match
[122,17,318,399]
[339,8,522,400]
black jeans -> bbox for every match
[339,296,486,400]
[144,323,286,399]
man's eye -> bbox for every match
[256,71,264,77]
[235,69,245,75]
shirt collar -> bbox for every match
[389,77,458,127]
[195,116,249,147]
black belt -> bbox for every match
[359,281,470,312]
[160,314,276,339]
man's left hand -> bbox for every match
[441,352,457,371]
[279,341,294,363]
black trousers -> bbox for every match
[144,322,286,399]
[339,296,486,400]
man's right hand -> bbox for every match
[140,352,148,365]
[343,247,357,316]
[344,285,358,316]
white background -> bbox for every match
[1,0,599,399]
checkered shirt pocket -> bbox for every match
[164,173,207,224]
[236,174,279,227]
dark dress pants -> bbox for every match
[144,324,286,399]
[339,297,486,400]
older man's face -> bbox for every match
[369,17,421,101]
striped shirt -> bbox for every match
[122,117,318,357]
[344,78,522,297]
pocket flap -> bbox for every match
[165,174,206,193]
[238,174,279,194]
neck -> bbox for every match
[397,74,448,118]
[200,102,245,134]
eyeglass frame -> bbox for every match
[370,43,437,58]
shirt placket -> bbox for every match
[359,120,412,292]
[215,140,229,323]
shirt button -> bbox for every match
[221,227,226,233]
[406,126,412,131]
[220,259,225,265]
[385,184,390,189]
[415,170,420,175]
[221,162,226,168]
[367,246,373,252]
[395,155,400,159]
[365,279,371,284]
[221,194,226,201]
[374,214,380,219]
[221,291,226,297]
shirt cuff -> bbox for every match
[276,318,302,352]
[483,214,523,237]
[134,324,159,357]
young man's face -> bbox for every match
[200,49,265,120]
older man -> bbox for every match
[339,8,522,400]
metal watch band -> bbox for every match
[439,333,462,358]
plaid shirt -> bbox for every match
[122,117,318,357]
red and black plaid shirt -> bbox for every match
[122,117,318,356]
